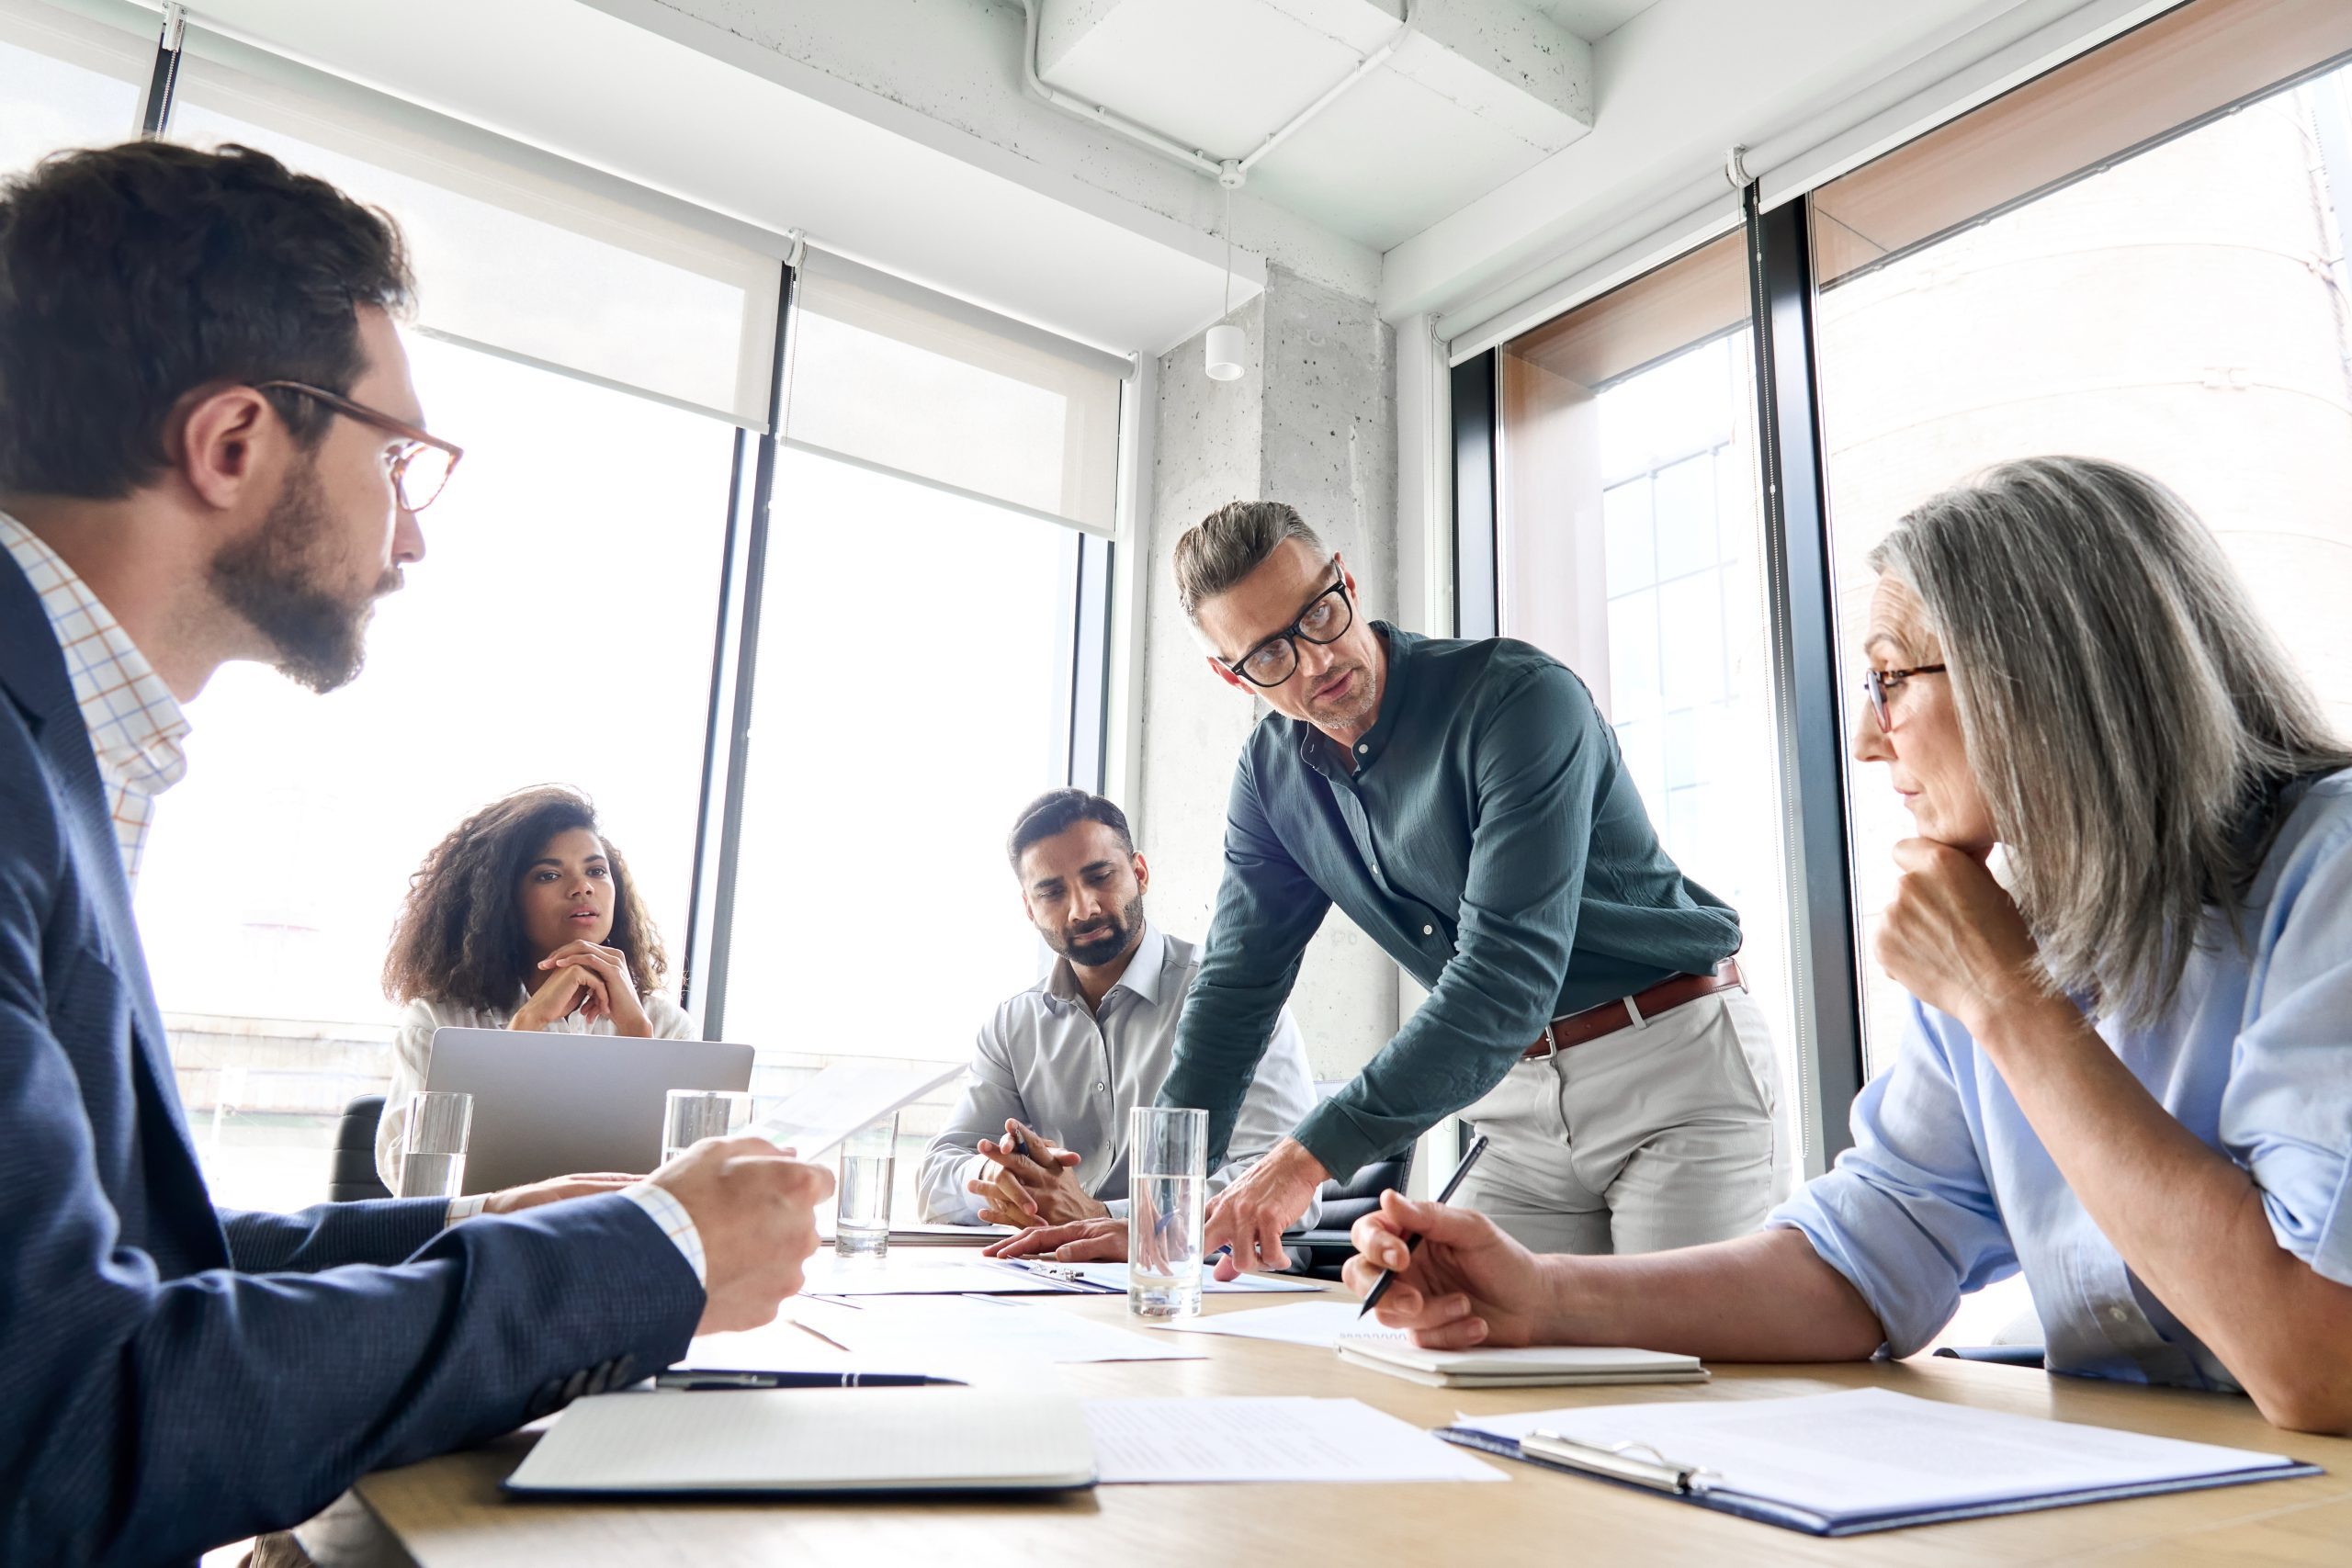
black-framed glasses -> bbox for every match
[254,379,464,513]
[1224,556,1352,688]
[1862,663,1947,730]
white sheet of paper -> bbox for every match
[1460,1389,2299,1518]
[1042,1260,1324,1295]
[1150,1300,1407,1348]
[800,1253,1098,1296]
[791,1294,1205,1365]
[747,1061,967,1158]
[1085,1397,1503,1484]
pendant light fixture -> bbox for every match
[1205,162,1246,382]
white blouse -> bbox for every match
[374,988,698,1190]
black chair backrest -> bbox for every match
[329,1093,391,1203]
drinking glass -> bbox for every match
[1127,1106,1206,1318]
[835,1114,899,1258]
[397,1090,473,1201]
[662,1089,752,1165]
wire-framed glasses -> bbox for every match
[1862,662,1947,730]
[254,379,465,513]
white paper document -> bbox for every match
[800,1253,1101,1297]
[1084,1397,1503,1484]
[794,1295,1205,1365]
[747,1061,967,1158]
[1042,1260,1324,1295]
[1151,1300,1407,1348]
[1459,1389,2304,1520]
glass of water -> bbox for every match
[397,1091,473,1201]
[662,1089,752,1166]
[835,1114,899,1258]
[1127,1106,1206,1319]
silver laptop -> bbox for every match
[422,1027,755,1195]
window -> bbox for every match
[717,446,1085,1065]
[1811,0,2352,1075]
[0,0,146,168]
[1496,231,1806,1174]
[143,43,754,1212]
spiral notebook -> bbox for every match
[1441,1388,2319,1537]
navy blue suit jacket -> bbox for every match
[0,551,706,1566]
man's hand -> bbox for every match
[475,1171,639,1216]
[982,1215,1125,1261]
[967,1119,1102,1228]
[1341,1190,1553,1349]
[1202,1136,1327,1273]
[649,1134,833,1334]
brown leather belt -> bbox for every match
[1521,959,1745,1060]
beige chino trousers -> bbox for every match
[1457,989,1787,1255]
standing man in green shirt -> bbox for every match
[1002,501,1782,1272]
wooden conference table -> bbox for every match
[301,1282,2352,1568]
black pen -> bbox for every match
[1358,1134,1489,1319]
[653,1371,966,1390]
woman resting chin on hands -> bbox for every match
[374,785,697,1189]
[1349,457,2352,1434]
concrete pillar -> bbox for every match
[1134,265,1400,1081]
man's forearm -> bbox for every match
[1542,1228,1885,1361]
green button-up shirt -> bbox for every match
[1160,624,1742,1181]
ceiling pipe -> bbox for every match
[1013,0,1417,189]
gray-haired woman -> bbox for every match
[1340,457,2352,1434]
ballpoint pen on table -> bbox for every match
[654,1371,966,1390]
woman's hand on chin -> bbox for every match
[535,941,653,1036]
[1876,837,2052,1032]
[510,959,610,1032]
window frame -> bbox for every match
[1450,0,2352,1178]
[120,11,1119,1054]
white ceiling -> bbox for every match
[1034,0,1610,250]
[1526,0,1664,40]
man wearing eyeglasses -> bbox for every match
[1047,501,1784,1274]
[0,141,828,1566]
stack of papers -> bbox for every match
[1151,1300,1405,1348]
[1084,1397,1504,1484]
[1338,1340,1707,1389]
[791,1295,1206,1366]
[800,1254,1111,1296]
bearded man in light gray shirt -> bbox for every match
[921,790,1318,1239]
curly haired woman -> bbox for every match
[374,785,696,1188]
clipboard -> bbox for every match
[1435,1389,2325,1538]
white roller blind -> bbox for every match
[0,0,152,168]
[785,248,1127,536]
[168,26,784,427]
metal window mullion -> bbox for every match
[684,264,795,1040]
[1742,187,1866,1177]
[1069,532,1114,793]
[138,3,184,135]
[1450,352,1499,639]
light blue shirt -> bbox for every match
[1773,769,2352,1389]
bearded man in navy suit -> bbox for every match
[0,141,831,1566]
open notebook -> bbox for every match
[1442,1388,2319,1536]
[505,1387,1096,1497]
